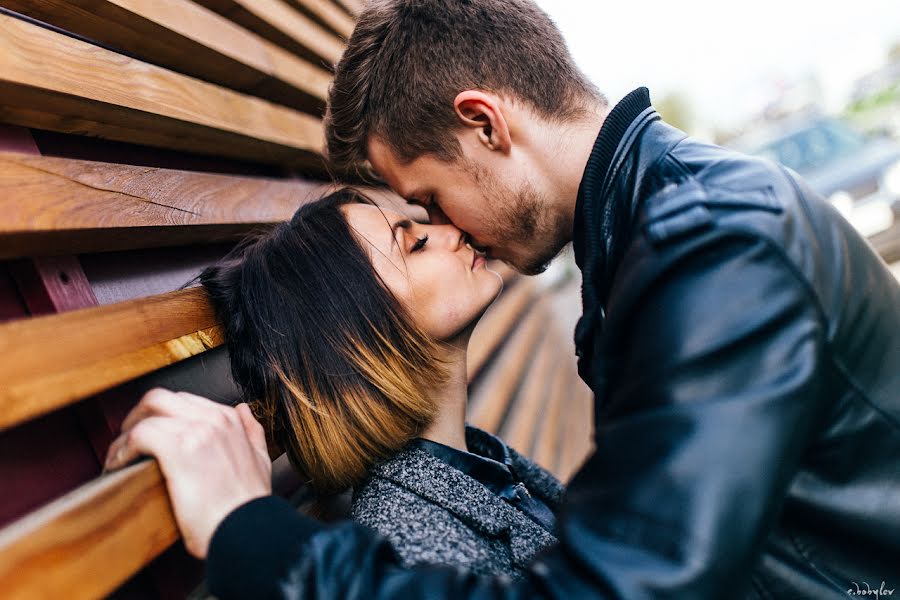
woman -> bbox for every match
[199,188,562,579]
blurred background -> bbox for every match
[537,0,900,276]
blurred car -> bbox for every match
[730,115,900,237]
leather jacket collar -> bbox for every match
[572,87,688,389]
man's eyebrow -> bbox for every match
[390,219,413,252]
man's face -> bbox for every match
[367,137,568,275]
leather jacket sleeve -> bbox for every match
[206,233,828,599]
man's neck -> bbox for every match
[418,338,470,452]
[541,103,609,241]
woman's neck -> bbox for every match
[419,337,470,452]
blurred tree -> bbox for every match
[656,92,694,134]
[889,41,900,62]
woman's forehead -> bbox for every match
[342,203,407,262]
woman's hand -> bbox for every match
[104,388,273,558]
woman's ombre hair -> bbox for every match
[200,188,446,493]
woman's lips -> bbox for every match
[473,255,486,269]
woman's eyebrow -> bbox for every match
[390,219,413,253]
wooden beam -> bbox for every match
[0,152,328,258]
[467,300,548,433]
[467,278,536,382]
[194,0,345,68]
[284,0,355,39]
[556,383,595,483]
[531,353,570,474]
[0,0,332,114]
[871,221,900,264]
[0,287,223,431]
[499,331,560,454]
[332,0,364,17]
[0,13,326,169]
[0,461,177,600]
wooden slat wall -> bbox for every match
[0,152,327,258]
[193,0,345,68]
[1,0,332,113]
[0,287,221,431]
[286,0,356,38]
[0,462,177,600]
[0,13,326,169]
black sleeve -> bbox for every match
[206,234,827,599]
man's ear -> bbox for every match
[453,90,511,154]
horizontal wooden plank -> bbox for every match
[467,300,548,433]
[0,13,326,169]
[0,461,177,600]
[333,0,363,17]
[531,352,570,474]
[0,152,327,258]
[0,0,332,114]
[467,278,536,382]
[194,0,345,68]
[870,221,900,263]
[556,383,594,483]
[499,330,560,453]
[286,0,355,39]
[0,287,223,431]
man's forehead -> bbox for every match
[366,137,426,201]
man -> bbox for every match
[106,0,900,598]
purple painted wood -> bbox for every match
[0,265,28,323]
[0,124,39,155]
[8,256,99,314]
[0,259,101,528]
[0,408,102,527]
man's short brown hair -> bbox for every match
[325,0,603,175]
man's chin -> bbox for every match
[502,244,564,276]
[502,254,552,276]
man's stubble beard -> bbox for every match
[474,162,567,276]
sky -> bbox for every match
[534,0,900,134]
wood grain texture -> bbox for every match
[0,0,332,114]
[0,152,327,257]
[0,13,326,168]
[499,329,561,454]
[332,0,364,16]
[0,461,177,600]
[531,352,571,475]
[556,383,595,483]
[0,287,223,430]
[285,0,356,38]
[194,0,345,68]
[466,278,536,382]
[871,220,900,263]
[467,300,549,434]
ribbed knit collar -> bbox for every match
[572,87,652,271]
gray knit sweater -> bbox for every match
[350,426,563,579]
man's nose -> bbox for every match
[428,222,465,250]
[426,204,451,225]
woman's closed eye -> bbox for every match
[411,234,429,253]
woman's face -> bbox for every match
[342,203,503,341]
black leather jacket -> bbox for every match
[207,88,900,599]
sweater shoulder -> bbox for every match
[351,475,517,575]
